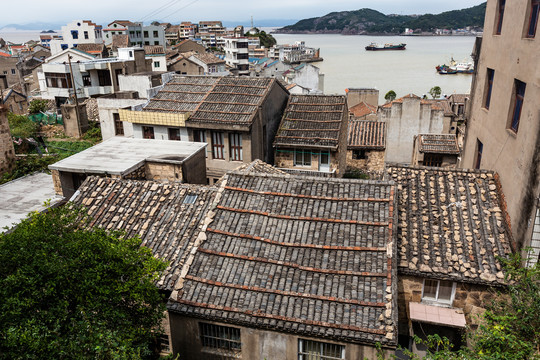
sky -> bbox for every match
[1,0,486,27]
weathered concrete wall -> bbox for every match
[182,148,207,185]
[461,0,540,250]
[347,88,379,108]
[346,149,385,173]
[97,97,146,140]
[169,314,394,360]
[0,106,15,175]
[61,103,89,138]
[132,124,189,141]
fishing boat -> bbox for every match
[365,42,406,51]
[436,57,474,74]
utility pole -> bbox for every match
[67,54,82,137]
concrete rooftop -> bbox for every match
[0,172,64,232]
[48,138,207,176]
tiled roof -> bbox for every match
[234,160,288,176]
[387,166,513,285]
[108,20,136,27]
[144,45,165,55]
[418,134,459,154]
[448,94,468,104]
[274,95,347,149]
[72,177,217,292]
[169,172,398,346]
[348,120,386,149]
[112,34,129,50]
[349,101,377,118]
[187,51,224,65]
[143,76,220,113]
[76,43,105,54]
[82,20,100,28]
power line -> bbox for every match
[138,0,185,23]
[161,0,201,21]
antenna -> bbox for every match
[251,16,254,29]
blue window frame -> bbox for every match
[510,80,526,133]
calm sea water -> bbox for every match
[273,34,476,102]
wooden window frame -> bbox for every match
[294,149,311,167]
[168,127,181,141]
[199,322,241,352]
[484,68,495,109]
[142,125,154,139]
[421,279,456,305]
[229,133,243,161]
[423,153,443,167]
[113,113,124,136]
[212,131,225,159]
[495,0,506,35]
[526,0,540,38]
[509,79,526,133]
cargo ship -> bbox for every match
[365,43,406,51]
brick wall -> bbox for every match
[346,149,385,174]
[0,106,15,174]
[51,169,63,195]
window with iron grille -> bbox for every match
[229,133,243,161]
[168,128,181,141]
[484,68,494,109]
[495,0,505,35]
[509,79,526,133]
[199,322,241,351]
[113,113,124,136]
[352,149,367,160]
[212,131,224,159]
[298,339,345,360]
[294,149,311,167]
[142,126,154,139]
[526,0,540,38]
[423,153,443,167]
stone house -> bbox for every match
[273,95,348,177]
[0,105,15,174]
[460,0,539,262]
[119,75,290,184]
[386,166,513,357]
[411,134,460,168]
[167,54,204,75]
[1,88,28,115]
[181,51,227,75]
[171,39,206,54]
[167,170,399,359]
[347,120,386,176]
[379,94,446,164]
[48,137,207,198]
[0,55,19,90]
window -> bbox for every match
[143,31,149,38]
[527,0,540,38]
[97,70,112,86]
[129,31,135,36]
[168,128,181,141]
[153,61,160,68]
[475,139,483,169]
[113,113,124,136]
[211,131,224,159]
[11,69,15,75]
[298,339,345,360]
[84,31,89,39]
[142,126,155,139]
[82,74,91,86]
[183,194,198,204]
[229,133,243,161]
[352,149,367,160]
[199,322,241,352]
[71,30,79,39]
[422,279,455,305]
[129,50,133,57]
[153,30,159,37]
[145,41,150,45]
[45,72,72,88]
[193,130,206,142]
[154,41,159,45]
[495,0,505,35]
[509,79,526,133]
[423,153,443,167]
[484,68,495,109]
[294,149,311,167]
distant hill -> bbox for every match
[275,3,486,34]
[0,22,63,31]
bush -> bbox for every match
[8,113,38,139]
[81,121,102,144]
[0,155,60,185]
[28,99,49,114]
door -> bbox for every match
[319,151,330,172]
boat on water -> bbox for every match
[436,57,474,74]
[365,43,406,51]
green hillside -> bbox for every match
[276,2,486,34]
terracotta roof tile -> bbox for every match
[386,166,512,285]
[418,134,459,154]
[76,43,106,54]
[169,172,398,346]
[348,120,386,149]
[349,101,377,118]
[274,95,347,149]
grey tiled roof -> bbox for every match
[234,160,289,176]
[72,177,217,292]
[387,166,513,285]
[169,173,398,346]
[274,95,347,149]
[418,134,460,154]
[348,120,386,149]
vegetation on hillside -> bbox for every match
[245,28,277,48]
[277,2,486,34]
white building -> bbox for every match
[224,37,249,75]
[143,25,166,47]
[49,20,104,55]
[103,20,143,47]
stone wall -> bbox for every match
[0,106,15,174]
[398,275,496,335]
[275,148,341,175]
[346,149,385,174]
[51,169,62,195]
[145,161,183,182]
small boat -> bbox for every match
[365,42,406,51]
[436,57,474,74]
[439,69,458,75]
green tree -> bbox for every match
[384,90,396,102]
[28,99,49,114]
[429,86,442,99]
[0,205,168,359]
[8,112,38,139]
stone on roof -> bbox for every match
[112,34,129,51]
[387,166,513,285]
[169,172,398,346]
[144,45,165,55]
[349,101,377,118]
[348,120,386,149]
[418,134,459,154]
[72,177,217,291]
[188,51,224,65]
[274,95,347,149]
[233,160,288,176]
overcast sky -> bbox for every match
[2,0,486,26]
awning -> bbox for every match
[409,302,466,328]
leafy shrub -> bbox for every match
[8,113,38,139]
[28,99,49,114]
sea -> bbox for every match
[272,33,476,102]
[0,30,475,102]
